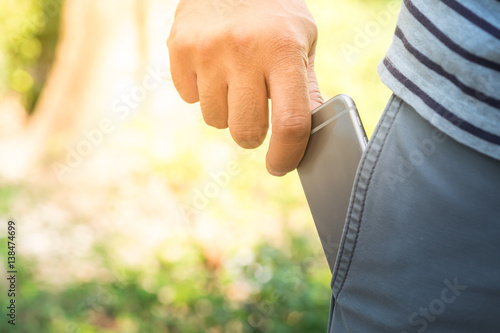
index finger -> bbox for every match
[265,56,311,176]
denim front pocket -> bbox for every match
[329,95,402,298]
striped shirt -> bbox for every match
[378,0,500,160]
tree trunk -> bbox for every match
[29,0,149,156]
[0,0,176,178]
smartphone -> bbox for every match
[297,94,367,272]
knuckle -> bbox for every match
[195,38,216,56]
[225,28,257,56]
[170,71,199,104]
[167,25,181,48]
[266,25,305,54]
[270,33,302,51]
[193,36,222,67]
[176,88,199,103]
[166,26,178,47]
[273,114,310,142]
[200,101,228,129]
[167,29,192,55]
[260,21,312,70]
[166,26,176,48]
[174,80,199,104]
[266,40,308,75]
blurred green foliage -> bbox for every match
[0,229,331,332]
[0,0,62,113]
[0,183,332,333]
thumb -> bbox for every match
[307,53,323,111]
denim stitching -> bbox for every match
[334,96,403,297]
[330,95,395,291]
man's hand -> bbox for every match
[167,0,322,176]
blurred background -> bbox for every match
[0,0,398,332]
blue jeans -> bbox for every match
[327,95,500,332]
